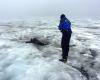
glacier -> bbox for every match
[0,17,100,80]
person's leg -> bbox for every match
[65,32,71,59]
[60,33,68,62]
[61,32,71,60]
[61,32,67,60]
[62,35,68,60]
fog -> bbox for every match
[0,0,100,19]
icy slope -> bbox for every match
[0,18,100,80]
[0,39,83,80]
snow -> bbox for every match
[0,18,100,80]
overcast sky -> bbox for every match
[0,0,100,19]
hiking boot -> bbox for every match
[59,59,67,63]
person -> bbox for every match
[58,14,72,63]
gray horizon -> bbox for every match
[0,0,100,19]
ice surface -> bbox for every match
[0,18,100,80]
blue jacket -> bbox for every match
[58,19,71,30]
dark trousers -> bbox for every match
[61,30,72,60]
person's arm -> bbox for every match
[58,21,63,31]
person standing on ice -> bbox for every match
[58,14,72,63]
